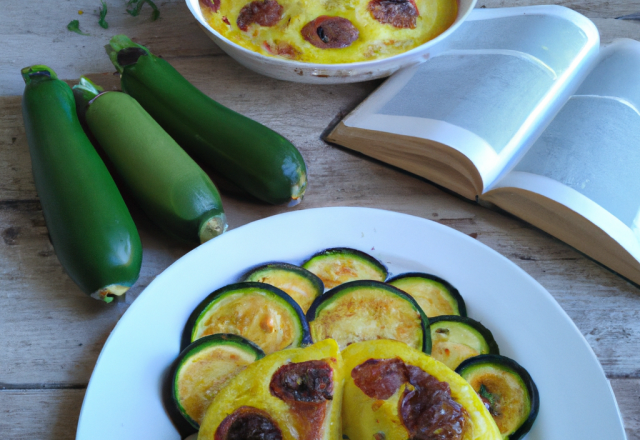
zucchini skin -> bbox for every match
[430,315,500,355]
[307,280,432,354]
[115,48,307,206]
[21,67,142,302]
[84,91,227,243]
[456,354,540,440]
[164,334,265,436]
[387,272,467,317]
[181,281,312,352]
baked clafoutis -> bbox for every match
[199,0,457,62]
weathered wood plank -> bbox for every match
[0,198,193,384]
[1,378,638,440]
[612,379,640,438]
[0,0,223,96]
[478,0,640,18]
[0,389,85,440]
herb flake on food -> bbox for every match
[67,20,90,35]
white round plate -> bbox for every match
[76,207,626,440]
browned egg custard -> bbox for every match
[199,0,458,63]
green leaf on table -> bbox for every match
[67,20,90,35]
[126,0,160,21]
[98,0,109,29]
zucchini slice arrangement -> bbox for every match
[165,246,538,439]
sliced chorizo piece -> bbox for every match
[400,365,468,440]
[351,358,408,400]
[301,16,359,49]
[351,357,469,440]
[270,360,334,403]
[214,406,282,440]
[368,0,419,29]
[237,0,283,31]
[200,0,221,13]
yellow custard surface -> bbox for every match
[200,0,458,63]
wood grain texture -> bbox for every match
[1,0,639,438]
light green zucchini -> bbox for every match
[74,78,227,243]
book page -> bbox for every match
[342,5,599,193]
[485,39,640,262]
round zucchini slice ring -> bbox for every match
[165,334,265,434]
[198,339,344,440]
[429,315,500,370]
[387,272,467,317]
[182,282,311,354]
[342,340,502,440]
[240,262,324,312]
[302,247,388,289]
[456,354,540,440]
[306,280,431,353]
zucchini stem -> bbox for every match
[91,284,131,303]
[21,65,58,84]
[106,35,151,73]
[72,77,104,121]
[199,213,228,243]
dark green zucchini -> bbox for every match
[106,35,307,206]
[456,354,539,440]
[306,280,431,353]
[21,65,142,302]
[387,272,466,317]
[73,77,227,243]
[182,282,311,354]
[240,262,324,312]
[302,247,388,289]
[429,315,499,370]
[165,334,265,436]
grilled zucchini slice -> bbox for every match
[302,247,388,289]
[430,315,499,370]
[456,354,539,440]
[165,334,264,435]
[307,280,430,353]
[241,262,324,312]
[182,282,311,354]
[387,272,466,317]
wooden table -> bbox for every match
[1,0,639,438]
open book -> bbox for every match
[327,5,640,285]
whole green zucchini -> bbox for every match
[21,66,142,302]
[74,78,227,243]
[106,35,307,206]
